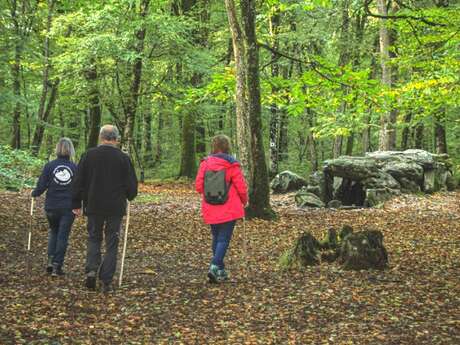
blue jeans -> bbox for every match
[211,220,236,270]
[46,209,75,267]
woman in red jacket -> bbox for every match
[195,135,248,283]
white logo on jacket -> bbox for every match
[53,165,73,185]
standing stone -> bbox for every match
[423,170,436,193]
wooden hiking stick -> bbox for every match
[119,201,131,288]
[27,198,35,251]
[242,216,249,277]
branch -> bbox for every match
[364,0,446,27]
[258,41,349,88]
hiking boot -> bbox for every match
[46,256,53,274]
[216,269,228,282]
[102,282,114,294]
[85,271,97,290]
[51,264,64,277]
[207,264,219,284]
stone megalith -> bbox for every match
[270,170,308,193]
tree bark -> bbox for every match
[85,63,101,149]
[31,0,57,155]
[144,105,153,165]
[179,109,197,177]
[268,9,280,178]
[306,109,318,171]
[377,0,397,150]
[400,112,412,150]
[241,0,274,219]
[434,110,447,154]
[224,0,252,173]
[11,37,21,149]
[123,0,150,154]
[415,123,424,149]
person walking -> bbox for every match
[195,134,248,283]
[72,125,138,293]
[32,138,77,277]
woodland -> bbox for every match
[0,0,459,344]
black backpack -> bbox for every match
[204,169,231,205]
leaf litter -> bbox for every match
[0,183,459,344]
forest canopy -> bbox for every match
[1,0,459,179]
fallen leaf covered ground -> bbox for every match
[0,183,459,344]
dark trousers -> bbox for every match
[86,215,122,284]
[210,220,236,270]
[46,209,75,267]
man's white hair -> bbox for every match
[99,125,120,141]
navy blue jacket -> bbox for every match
[32,157,77,210]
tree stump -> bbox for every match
[279,232,320,269]
[338,229,388,270]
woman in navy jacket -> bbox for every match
[32,138,77,277]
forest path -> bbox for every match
[0,183,459,344]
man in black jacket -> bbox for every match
[72,125,138,292]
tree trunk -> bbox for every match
[85,63,101,149]
[144,106,153,165]
[307,110,318,171]
[345,133,354,156]
[196,123,206,155]
[11,39,21,149]
[268,9,280,178]
[377,0,396,150]
[434,110,447,154]
[10,0,22,149]
[31,0,56,155]
[123,0,150,154]
[333,136,343,158]
[154,107,164,164]
[224,0,251,173]
[400,112,412,150]
[415,123,424,149]
[335,0,351,157]
[179,110,197,177]
[241,0,274,219]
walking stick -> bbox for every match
[119,201,131,288]
[242,216,249,278]
[27,198,35,251]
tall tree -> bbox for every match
[85,61,101,149]
[123,0,150,154]
[224,0,252,172]
[31,0,58,155]
[241,0,271,217]
[377,0,397,150]
[268,6,281,177]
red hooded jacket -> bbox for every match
[195,154,248,224]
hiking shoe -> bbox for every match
[85,272,97,290]
[51,264,64,277]
[46,256,53,274]
[207,264,219,284]
[102,282,114,294]
[216,269,228,282]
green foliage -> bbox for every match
[0,146,44,191]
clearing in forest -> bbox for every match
[0,183,459,344]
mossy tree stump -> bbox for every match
[338,230,388,270]
[279,232,320,269]
[280,225,389,270]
